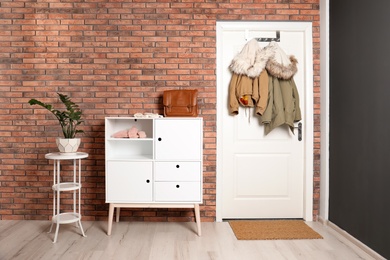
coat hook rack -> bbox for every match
[255,31,280,42]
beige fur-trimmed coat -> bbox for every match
[228,39,274,116]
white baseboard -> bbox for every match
[318,216,385,260]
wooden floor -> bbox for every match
[0,220,378,260]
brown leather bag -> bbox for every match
[163,89,198,117]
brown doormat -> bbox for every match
[228,220,323,240]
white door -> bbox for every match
[216,22,314,220]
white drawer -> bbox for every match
[155,182,201,202]
[154,162,201,182]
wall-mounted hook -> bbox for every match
[255,31,280,42]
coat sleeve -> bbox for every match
[261,74,273,124]
[255,70,269,116]
[228,73,240,115]
[291,78,302,122]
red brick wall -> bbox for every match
[0,0,320,221]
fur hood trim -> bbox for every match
[265,42,298,80]
[229,39,274,78]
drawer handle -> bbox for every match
[176,164,180,168]
[176,185,180,188]
[146,179,150,183]
[158,137,162,141]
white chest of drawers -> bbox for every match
[105,117,203,235]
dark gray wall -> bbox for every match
[329,1,390,258]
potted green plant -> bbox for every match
[28,93,84,154]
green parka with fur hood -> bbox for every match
[262,42,302,135]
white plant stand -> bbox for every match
[45,152,88,243]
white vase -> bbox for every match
[56,138,81,154]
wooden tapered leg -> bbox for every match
[116,207,120,222]
[194,204,201,236]
[107,203,114,235]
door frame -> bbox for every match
[216,21,314,222]
[319,0,330,222]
